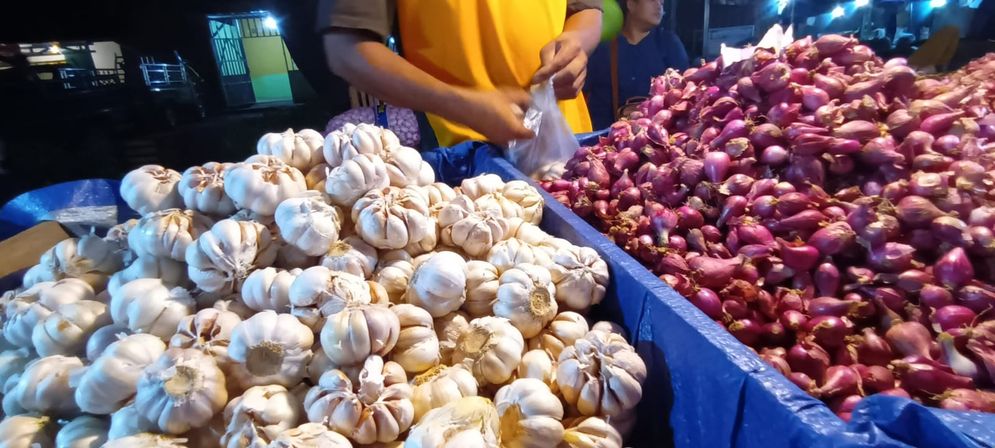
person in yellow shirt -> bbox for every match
[318,1,602,147]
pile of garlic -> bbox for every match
[0,124,647,447]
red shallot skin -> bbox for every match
[544,37,995,414]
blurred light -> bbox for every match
[48,44,61,54]
[929,0,947,7]
[855,0,869,7]
[263,16,278,30]
[777,0,790,14]
[831,5,845,18]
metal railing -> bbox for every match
[56,67,123,90]
[140,63,189,88]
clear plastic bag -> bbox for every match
[506,80,579,178]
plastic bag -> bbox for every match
[506,80,579,179]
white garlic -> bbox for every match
[267,422,353,448]
[21,263,62,289]
[224,156,307,216]
[304,163,330,192]
[452,316,524,386]
[404,396,500,448]
[527,311,590,360]
[504,219,550,245]
[494,378,565,448]
[107,402,155,440]
[420,182,458,208]
[382,145,434,187]
[11,355,84,416]
[323,123,398,166]
[288,266,372,329]
[128,209,212,261]
[179,162,237,217]
[410,364,478,423]
[324,153,390,207]
[459,174,505,200]
[404,251,467,318]
[75,333,166,415]
[185,219,278,293]
[493,264,557,338]
[0,348,33,387]
[464,261,499,317]
[85,324,131,362]
[55,415,109,448]
[4,279,94,349]
[273,243,317,270]
[75,232,126,275]
[548,246,609,312]
[518,349,557,390]
[374,259,414,304]
[390,304,440,374]
[558,416,623,448]
[228,311,313,388]
[474,192,525,221]
[319,236,378,279]
[32,299,110,357]
[37,238,110,292]
[352,186,431,250]
[319,304,399,366]
[257,128,324,172]
[434,311,470,366]
[274,193,342,257]
[169,307,242,359]
[0,414,56,448]
[486,238,553,274]
[556,330,647,417]
[135,348,228,434]
[501,180,544,225]
[109,278,195,340]
[437,196,508,258]
[303,355,413,444]
[102,433,188,447]
[108,255,188,297]
[241,267,300,313]
[120,164,183,215]
[221,384,302,447]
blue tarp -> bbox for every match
[0,179,134,240]
[4,135,995,447]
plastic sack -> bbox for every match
[0,179,134,241]
[506,81,579,179]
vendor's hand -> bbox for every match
[460,87,534,145]
[532,32,587,100]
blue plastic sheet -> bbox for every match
[0,179,134,241]
[425,138,995,447]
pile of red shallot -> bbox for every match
[540,34,995,420]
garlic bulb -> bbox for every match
[493,264,557,338]
[501,181,544,224]
[548,246,609,312]
[494,378,564,448]
[383,145,434,187]
[76,233,126,275]
[224,157,307,216]
[421,182,458,208]
[107,402,155,440]
[303,355,413,444]
[305,345,334,384]
[37,239,111,291]
[55,415,109,448]
[135,348,228,434]
[404,251,467,318]
[556,330,647,417]
[104,219,139,258]
[85,324,131,361]
[390,304,440,374]
[169,308,242,359]
[319,304,399,366]
[257,128,324,172]
[11,355,84,416]
[410,365,477,423]
[267,422,352,448]
[518,349,557,389]
[21,263,62,289]
[323,123,400,167]
[103,433,188,448]
[4,279,94,349]
[274,194,342,257]
[241,268,300,313]
[108,255,188,297]
[559,417,622,448]
[32,299,110,356]
[304,163,330,192]
[128,209,212,261]
[273,243,317,270]
[474,192,525,221]
[404,216,439,256]
[179,162,237,217]
[464,261,499,317]
[434,311,470,365]
[75,333,167,414]
[2,374,24,416]
[319,236,378,279]
[109,279,195,340]
[590,321,627,339]
[228,311,313,388]
[404,396,500,448]
[374,259,414,304]
[459,174,505,200]
[0,414,55,448]
[288,266,372,329]
[221,384,302,448]
[505,219,550,245]
[437,197,509,258]
[452,316,525,386]
[186,219,278,293]
[120,165,183,215]
[528,311,589,359]
[324,153,390,207]
[0,348,32,387]
[352,186,431,250]
[486,238,553,274]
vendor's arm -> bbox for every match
[532,0,604,100]
[319,0,533,144]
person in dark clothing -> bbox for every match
[584,0,689,130]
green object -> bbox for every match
[601,0,623,42]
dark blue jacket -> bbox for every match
[585,27,689,130]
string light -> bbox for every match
[831,5,845,19]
